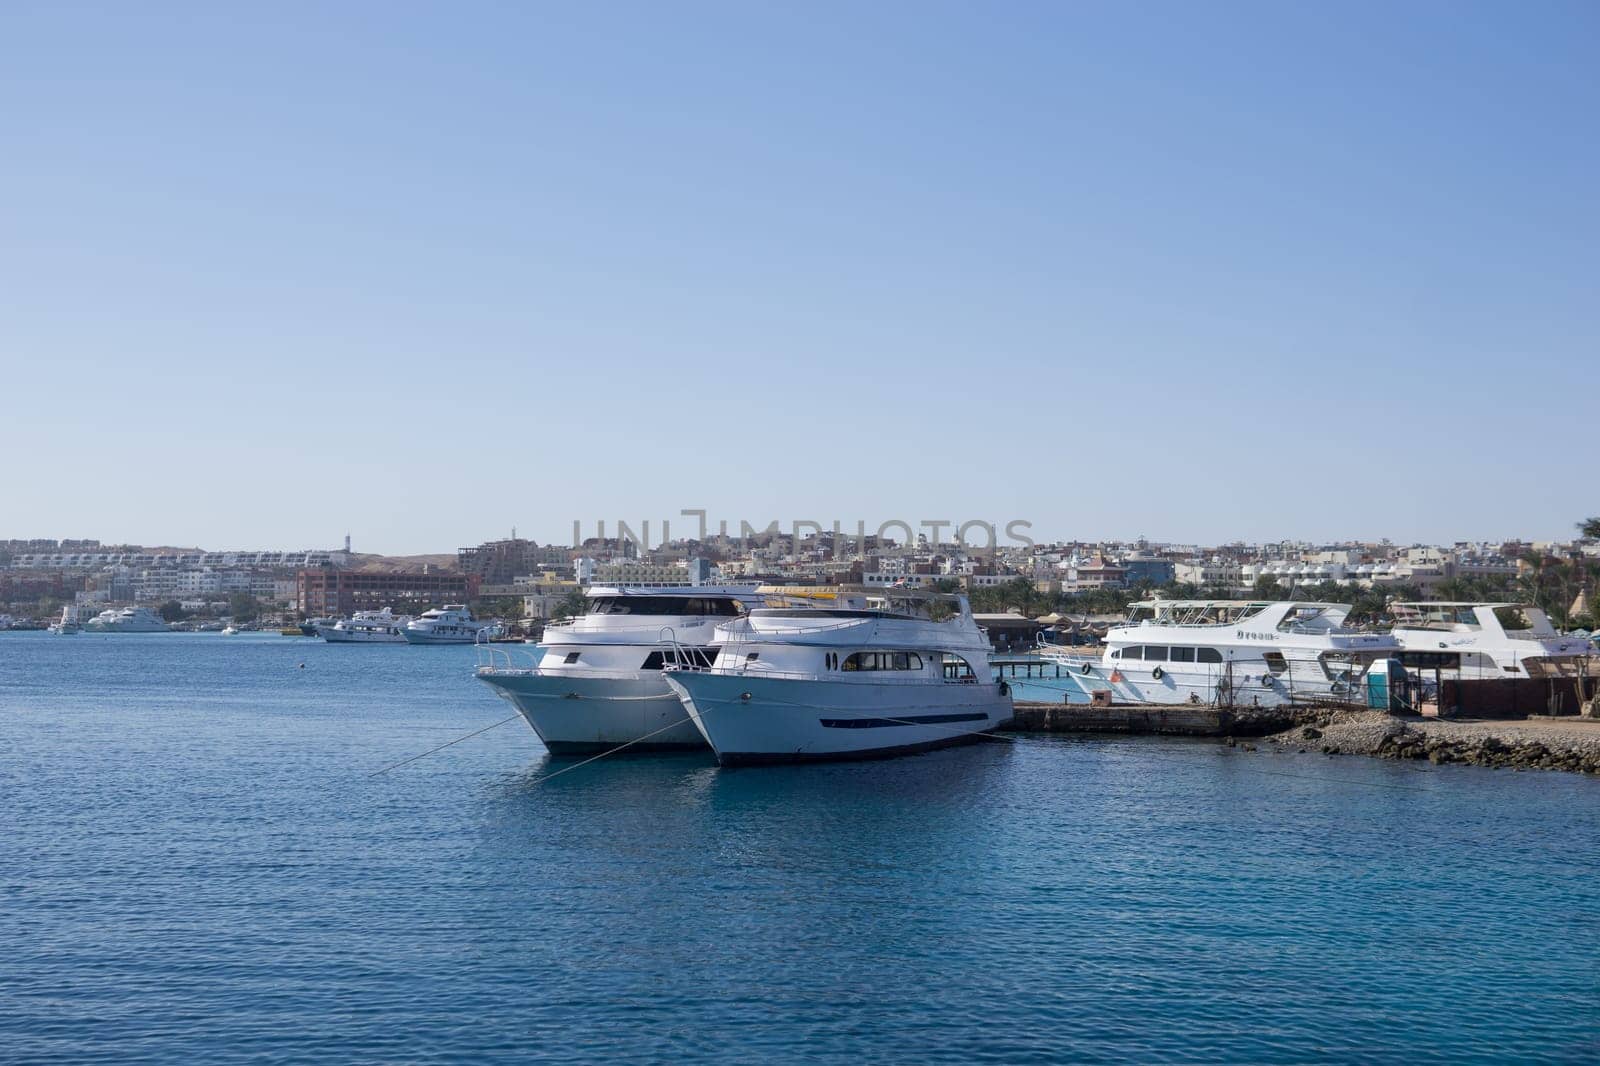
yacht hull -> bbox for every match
[401,630,479,645]
[320,628,407,643]
[476,670,707,753]
[664,672,1013,766]
[1055,660,1355,708]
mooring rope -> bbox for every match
[520,713,718,786]
[368,714,523,777]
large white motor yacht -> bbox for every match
[475,586,763,754]
[1035,600,1400,708]
[319,608,412,644]
[1388,602,1593,679]
[83,606,171,633]
[662,588,1014,766]
[402,605,497,644]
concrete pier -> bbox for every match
[1008,701,1311,738]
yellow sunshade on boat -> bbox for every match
[755,585,841,601]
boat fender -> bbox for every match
[1262,675,1275,688]
[998,680,1010,697]
[1151,666,1164,681]
[1080,663,1092,675]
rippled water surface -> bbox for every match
[3,632,1598,1064]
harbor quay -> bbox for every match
[1005,701,1600,774]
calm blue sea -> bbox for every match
[2,632,1597,1064]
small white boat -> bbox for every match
[48,606,82,635]
[220,625,240,636]
[663,588,1014,765]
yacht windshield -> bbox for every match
[587,596,744,617]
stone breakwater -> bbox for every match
[1265,711,1600,775]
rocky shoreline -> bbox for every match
[1260,710,1600,775]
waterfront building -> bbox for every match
[458,538,546,585]
[296,569,480,617]
[1174,558,1244,590]
[6,548,349,570]
[591,561,694,588]
[1119,550,1176,586]
[1059,554,1128,592]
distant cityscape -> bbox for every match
[3,528,1598,629]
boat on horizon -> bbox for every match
[319,608,412,644]
[83,606,171,633]
[403,605,498,645]
[48,606,82,635]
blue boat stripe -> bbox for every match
[818,712,989,729]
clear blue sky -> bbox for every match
[2,1,1595,554]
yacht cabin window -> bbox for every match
[939,653,977,681]
[1144,646,1169,662]
[587,596,744,616]
[1196,648,1224,664]
[640,648,717,670]
[1492,606,1533,632]
[1170,647,1196,663]
[1262,652,1288,675]
[841,651,925,672]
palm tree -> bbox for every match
[1581,516,1600,540]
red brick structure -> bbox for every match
[296,570,480,617]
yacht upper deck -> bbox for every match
[1123,600,1358,633]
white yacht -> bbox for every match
[402,605,496,645]
[662,588,1014,766]
[475,587,763,754]
[83,606,171,633]
[1388,602,1593,679]
[48,606,82,635]
[319,607,412,644]
[1034,600,1400,708]
[220,625,240,636]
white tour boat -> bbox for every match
[1388,602,1593,679]
[83,606,171,633]
[319,607,412,644]
[1035,600,1400,708]
[662,588,1014,766]
[402,605,497,645]
[48,606,82,635]
[475,586,763,754]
